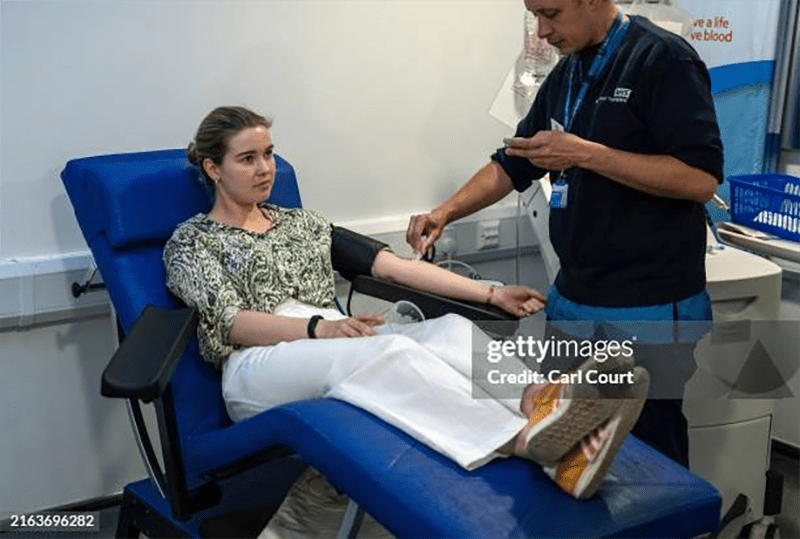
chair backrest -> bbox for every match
[61,149,303,449]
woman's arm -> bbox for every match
[167,224,384,352]
[229,310,384,347]
[371,250,546,318]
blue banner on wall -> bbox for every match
[677,0,783,221]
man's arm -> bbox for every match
[406,161,515,254]
[505,131,718,203]
[583,140,718,202]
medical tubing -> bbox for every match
[516,192,522,285]
[435,258,481,280]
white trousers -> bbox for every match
[222,304,528,471]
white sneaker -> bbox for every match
[520,352,637,466]
[543,367,650,499]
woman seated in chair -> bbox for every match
[164,106,648,500]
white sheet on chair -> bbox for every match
[222,303,528,471]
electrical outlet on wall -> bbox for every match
[436,229,458,256]
[477,220,500,250]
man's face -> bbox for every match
[524,0,602,55]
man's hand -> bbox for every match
[504,131,595,172]
[406,210,448,257]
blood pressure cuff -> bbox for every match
[330,225,390,280]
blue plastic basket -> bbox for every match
[728,173,800,242]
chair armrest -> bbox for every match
[331,226,519,335]
[351,275,519,336]
[101,305,198,402]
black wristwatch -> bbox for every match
[307,315,324,339]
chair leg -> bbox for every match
[115,501,141,539]
[335,498,365,539]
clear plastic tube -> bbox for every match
[619,0,693,38]
[513,10,558,116]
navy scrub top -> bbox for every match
[493,15,724,308]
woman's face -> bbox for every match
[205,125,275,205]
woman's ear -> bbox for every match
[203,158,219,183]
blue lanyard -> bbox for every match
[563,10,630,132]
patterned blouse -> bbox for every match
[163,204,337,368]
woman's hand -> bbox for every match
[314,314,385,339]
[489,285,546,318]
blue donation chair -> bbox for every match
[61,149,722,538]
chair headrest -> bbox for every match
[62,149,301,250]
[62,149,210,249]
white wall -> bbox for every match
[1,0,522,259]
[0,313,147,518]
[0,0,526,516]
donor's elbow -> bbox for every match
[371,249,401,282]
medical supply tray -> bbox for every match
[728,173,800,243]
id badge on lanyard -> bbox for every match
[550,181,569,209]
[550,118,568,209]
[550,10,629,211]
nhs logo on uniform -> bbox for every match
[598,87,632,104]
[614,88,632,100]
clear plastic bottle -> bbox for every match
[380,300,425,326]
[513,10,558,117]
[620,0,693,38]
